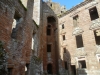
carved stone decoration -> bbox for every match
[47,52,51,58]
[95,45,100,54]
[72,27,84,36]
[90,19,100,30]
[74,47,87,57]
[47,52,53,63]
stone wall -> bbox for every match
[0,0,42,75]
[58,0,100,75]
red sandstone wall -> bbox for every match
[0,0,37,75]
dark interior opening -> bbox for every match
[47,64,53,74]
[71,65,76,75]
[89,7,99,20]
[78,60,86,68]
[11,11,21,39]
[47,16,56,24]
[63,35,65,40]
[50,3,52,7]
[76,35,84,48]
[47,25,51,35]
[14,11,21,22]
[25,64,30,75]
[73,15,78,27]
[8,68,12,75]
[63,48,66,53]
[62,24,64,29]
[47,29,51,35]
[47,44,51,52]
[65,61,68,70]
[94,30,100,45]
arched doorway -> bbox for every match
[47,64,53,74]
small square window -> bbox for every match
[63,48,66,53]
[78,60,86,68]
[63,35,65,40]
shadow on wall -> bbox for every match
[62,49,88,75]
[76,68,87,75]
[61,49,71,75]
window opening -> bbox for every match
[63,35,65,40]
[12,11,21,29]
[11,11,21,39]
[76,35,84,48]
[47,25,51,35]
[73,15,78,27]
[89,7,99,20]
[64,61,68,70]
[71,65,76,75]
[63,48,66,53]
[47,64,53,74]
[8,68,12,75]
[94,30,100,45]
[50,4,52,7]
[78,60,86,68]
[47,29,51,35]
[61,11,63,13]
[62,24,64,29]
[47,44,51,52]
[31,34,35,50]
[25,64,29,75]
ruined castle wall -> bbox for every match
[33,0,42,25]
[42,2,59,74]
[0,0,37,75]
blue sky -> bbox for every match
[52,0,84,9]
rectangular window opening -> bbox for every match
[71,65,76,75]
[25,64,30,75]
[11,11,21,39]
[89,7,99,21]
[63,35,65,40]
[65,61,68,70]
[76,35,84,48]
[73,15,78,27]
[8,68,12,75]
[47,44,51,52]
[94,30,100,45]
[62,24,64,29]
[47,29,51,35]
[78,60,86,68]
[63,48,66,53]
[12,11,21,29]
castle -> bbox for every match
[0,0,100,75]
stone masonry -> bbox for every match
[0,0,100,75]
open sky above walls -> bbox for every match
[52,0,84,9]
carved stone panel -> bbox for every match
[72,27,84,36]
[90,19,100,30]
